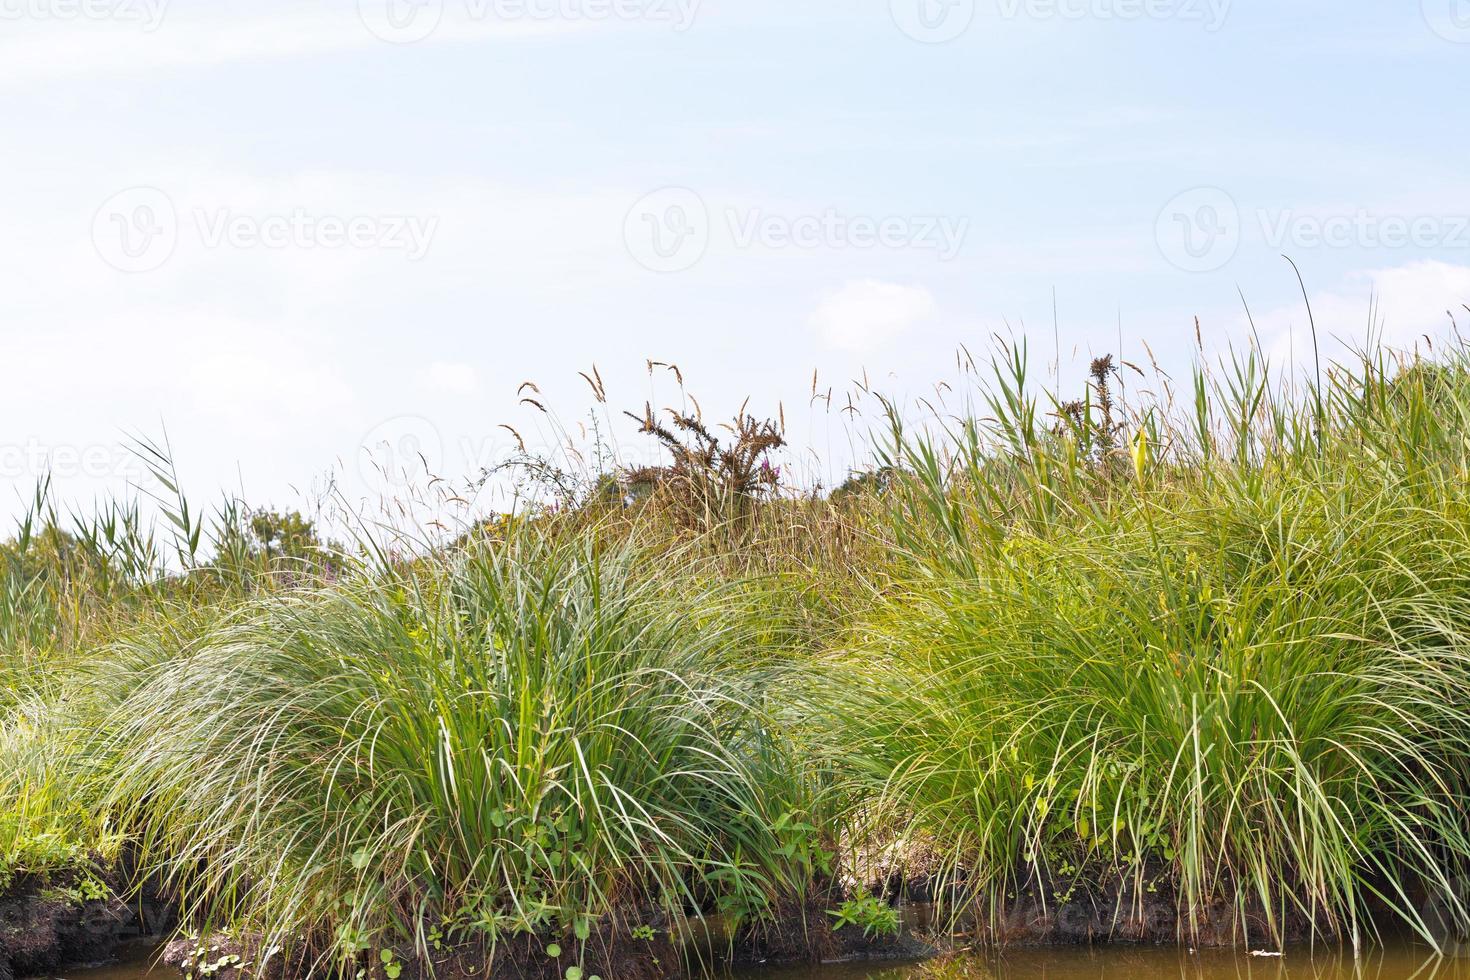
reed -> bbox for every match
[89,527,823,967]
[6,332,1470,965]
[814,341,1470,947]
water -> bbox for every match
[736,947,1470,980]
[43,943,1470,980]
[42,941,160,980]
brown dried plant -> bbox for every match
[623,402,786,532]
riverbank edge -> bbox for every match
[0,868,174,980]
[5,866,1392,980]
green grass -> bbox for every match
[0,476,334,887]
[87,528,822,966]
[6,336,1470,966]
[812,344,1470,947]
[1,701,118,890]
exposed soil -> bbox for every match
[26,860,1384,980]
[155,893,938,980]
[160,918,690,980]
[870,863,1333,947]
[0,868,174,980]
[727,896,935,969]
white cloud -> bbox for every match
[415,361,480,394]
[1247,260,1470,368]
[1367,261,1470,345]
[808,280,936,354]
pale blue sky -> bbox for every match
[4,0,1469,530]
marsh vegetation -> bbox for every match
[6,336,1470,978]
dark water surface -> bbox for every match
[44,942,1470,980]
[736,947,1470,980]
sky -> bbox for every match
[3,0,1470,533]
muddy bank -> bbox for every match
[51,866,1386,980]
[155,902,930,980]
[728,898,936,969]
[0,869,174,980]
[160,922,686,980]
[153,876,1347,980]
[868,864,1343,947]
